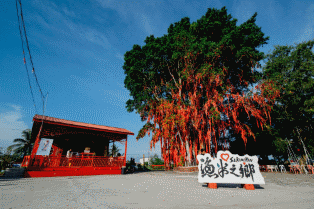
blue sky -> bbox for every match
[1,0,313,160]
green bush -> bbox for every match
[0,154,13,170]
[149,154,164,165]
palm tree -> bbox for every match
[8,129,33,159]
[109,143,121,157]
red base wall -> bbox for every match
[173,166,198,173]
[24,167,122,178]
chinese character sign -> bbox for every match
[197,151,265,184]
[36,138,53,156]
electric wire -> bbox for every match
[18,0,45,103]
[15,0,38,114]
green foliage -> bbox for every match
[109,143,121,157]
[149,154,164,165]
[261,40,314,157]
[136,122,155,141]
[7,129,33,159]
[0,147,15,170]
[230,40,314,161]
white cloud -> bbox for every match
[141,14,154,35]
[0,104,29,149]
[31,0,113,52]
[115,52,124,61]
[95,0,131,22]
[96,0,157,36]
[62,7,77,18]
[82,28,113,50]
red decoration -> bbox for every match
[141,48,280,169]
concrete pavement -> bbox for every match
[1,169,314,208]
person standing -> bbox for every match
[66,149,72,166]
[66,149,72,158]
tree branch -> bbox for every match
[167,62,179,90]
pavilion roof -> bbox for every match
[33,115,134,136]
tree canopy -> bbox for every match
[123,7,279,167]
[230,40,314,164]
[8,129,33,160]
[261,40,314,160]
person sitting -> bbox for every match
[84,147,90,153]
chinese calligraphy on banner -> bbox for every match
[197,151,265,184]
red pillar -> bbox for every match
[124,136,127,167]
[28,121,45,167]
[28,134,41,168]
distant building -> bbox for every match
[140,158,150,165]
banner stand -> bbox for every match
[207,183,255,190]
[242,184,255,190]
[207,183,217,189]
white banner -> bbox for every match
[36,138,53,156]
[197,151,265,184]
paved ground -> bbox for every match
[1,168,314,209]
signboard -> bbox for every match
[36,138,53,156]
[197,150,265,184]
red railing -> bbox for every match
[21,155,31,167]
[22,155,125,168]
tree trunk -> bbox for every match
[185,140,191,166]
[192,146,196,165]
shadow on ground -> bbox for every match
[0,167,26,182]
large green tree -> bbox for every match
[261,40,314,161]
[230,40,314,164]
[123,7,278,166]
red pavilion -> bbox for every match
[21,115,134,178]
